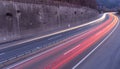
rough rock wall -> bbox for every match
[0,1,98,43]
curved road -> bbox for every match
[3,13,119,69]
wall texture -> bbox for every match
[1,0,98,9]
[0,1,98,43]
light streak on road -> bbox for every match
[5,13,119,69]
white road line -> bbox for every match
[72,14,119,69]
[0,13,106,50]
[0,60,8,64]
[6,14,107,69]
[64,45,80,55]
[64,13,108,55]
[48,34,62,40]
[0,53,5,56]
[6,30,89,69]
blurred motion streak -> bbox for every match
[7,13,118,69]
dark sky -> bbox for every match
[97,0,120,9]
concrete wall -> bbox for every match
[0,1,99,43]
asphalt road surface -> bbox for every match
[0,13,106,66]
[74,15,120,69]
[0,13,106,65]
[1,13,120,69]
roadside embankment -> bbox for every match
[0,1,99,43]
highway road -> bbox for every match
[1,13,119,69]
[0,12,106,67]
[73,14,120,69]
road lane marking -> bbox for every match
[72,14,119,69]
[5,13,107,69]
[0,13,106,50]
[64,13,112,56]
[64,45,80,55]
[0,60,8,64]
[48,34,62,40]
[6,29,90,69]
[0,53,5,56]
[6,19,106,68]
[52,14,117,69]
